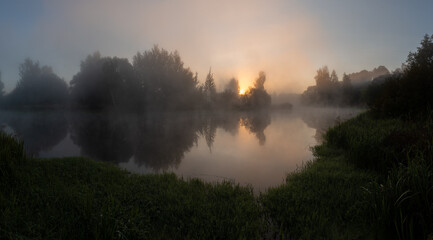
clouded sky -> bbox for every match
[1,0,432,93]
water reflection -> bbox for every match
[0,111,271,170]
[69,112,134,163]
[240,112,271,145]
[299,107,363,143]
[133,113,202,171]
[0,111,68,157]
[0,108,363,189]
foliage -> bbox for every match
[323,112,433,239]
[366,34,433,117]
[2,59,68,108]
[302,66,389,107]
[240,71,271,109]
[261,145,375,239]
[70,52,141,110]
[133,46,201,111]
[203,69,217,108]
[324,112,406,173]
[364,158,433,240]
[218,78,240,110]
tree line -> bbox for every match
[366,34,433,117]
[0,46,271,111]
[301,65,391,107]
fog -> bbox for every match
[2,1,432,94]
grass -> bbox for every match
[0,132,263,239]
[261,112,433,239]
[260,144,376,239]
[1,111,433,239]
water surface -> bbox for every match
[0,108,362,192]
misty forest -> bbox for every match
[0,46,273,111]
[1,1,433,239]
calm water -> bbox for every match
[0,108,362,192]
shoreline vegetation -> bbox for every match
[2,109,432,239]
[1,34,433,239]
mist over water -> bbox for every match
[0,107,362,192]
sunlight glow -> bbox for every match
[239,88,246,95]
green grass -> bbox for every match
[261,112,433,239]
[261,145,376,239]
[0,132,263,239]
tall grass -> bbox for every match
[364,156,433,240]
[324,112,433,239]
[324,112,406,173]
[260,145,375,239]
[0,132,26,191]
[0,132,263,239]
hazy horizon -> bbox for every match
[1,0,432,94]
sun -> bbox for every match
[239,88,246,95]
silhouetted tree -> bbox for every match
[3,59,68,108]
[315,66,332,89]
[218,78,240,109]
[341,73,355,104]
[254,71,266,90]
[330,70,339,83]
[301,65,389,106]
[366,34,433,117]
[133,46,200,110]
[203,68,217,108]
[240,71,271,109]
[70,52,140,110]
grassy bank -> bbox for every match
[0,132,263,239]
[1,111,432,239]
[262,112,433,239]
[261,145,375,239]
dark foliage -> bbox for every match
[366,34,433,117]
[301,66,390,107]
[240,71,271,109]
[70,52,142,110]
[133,46,201,111]
[2,59,68,108]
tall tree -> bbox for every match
[203,68,217,107]
[241,71,271,109]
[5,59,68,108]
[254,71,266,90]
[70,52,139,110]
[224,78,240,95]
[330,70,339,83]
[314,66,331,89]
[133,46,200,110]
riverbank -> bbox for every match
[261,112,433,239]
[0,132,263,239]
[1,111,432,239]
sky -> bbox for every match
[1,0,432,93]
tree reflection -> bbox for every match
[133,113,200,171]
[69,112,134,162]
[240,111,271,145]
[300,108,361,143]
[0,111,68,156]
[1,110,272,170]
